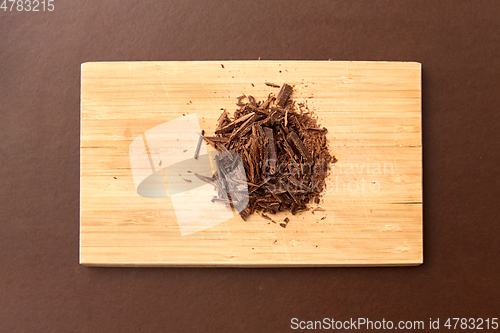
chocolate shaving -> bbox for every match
[259,94,275,110]
[203,136,229,148]
[287,131,313,164]
[262,213,276,223]
[194,173,214,184]
[194,130,204,160]
[276,83,293,107]
[217,109,230,128]
[216,112,255,134]
[248,95,257,107]
[237,95,250,107]
[263,127,277,175]
[206,83,336,226]
[265,82,280,88]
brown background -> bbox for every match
[1,1,499,332]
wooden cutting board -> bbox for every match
[80,61,422,266]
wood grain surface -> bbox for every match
[80,61,422,266]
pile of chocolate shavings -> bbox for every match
[201,83,336,224]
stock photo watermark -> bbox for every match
[129,115,394,235]
[326,161,394,194]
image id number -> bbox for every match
[1,0,54,11]
[445,318,498,330]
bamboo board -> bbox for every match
[80,61,422,266]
